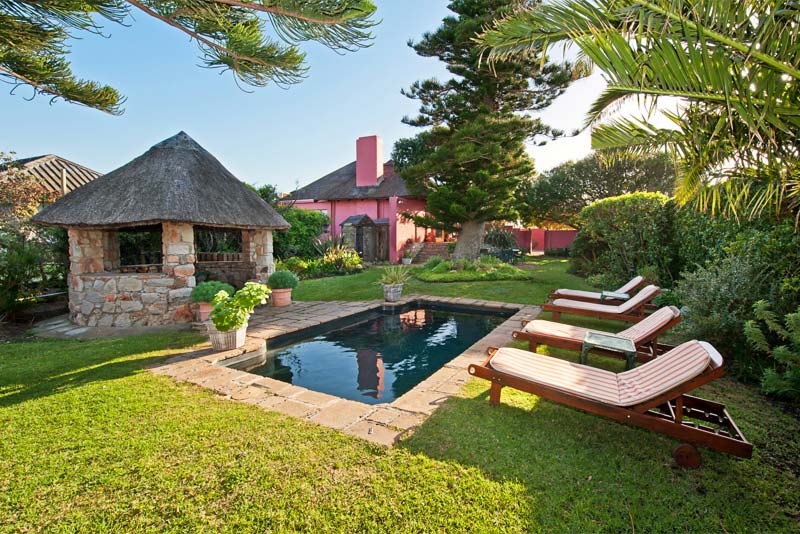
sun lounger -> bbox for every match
[468,340,753,467]
[543,285,661,323]
[549,275,646,303]
[514,306,681,364]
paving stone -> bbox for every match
[310,400,374,430]
[252,377,306,397]
[230,385,269,402]
[343,420,401,446]
[271,399,318,418]
[365,407,402,425]
[292,389,340,408]
[391,390,447,415]
[389,412,427,430]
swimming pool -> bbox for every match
[223,304,509,404]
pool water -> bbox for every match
[229,306,507,404]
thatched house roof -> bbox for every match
[32,132,289,230]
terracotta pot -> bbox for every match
[271,288,293,307]
[382,283,403,302]
[195,301,213,322]
[207,321,247,350]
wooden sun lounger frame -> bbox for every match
[548,278,648,304]
[468,347,753,467]
[512,312,682,364]
[542,287,662,323]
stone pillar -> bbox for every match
[102,230,120,271]
[253,229,274,277]
[162,222,196,322]
[67,228,105,324]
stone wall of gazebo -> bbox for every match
[67,222,274,327]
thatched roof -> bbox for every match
[33,132,289,230]
[2,155,101,194]
[285,160,416,201]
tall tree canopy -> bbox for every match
[393,0,574,259]
[1,0,377,114]
[523,152,676,228]
[479,0,800,222]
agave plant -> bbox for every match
[478,0,800,222]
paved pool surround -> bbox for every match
[149,296,541,446]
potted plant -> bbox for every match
[191,281,235,321]
[207,282,271,350]
[402,250,413,265]
[380,266,410,302]
[268,270,299,307]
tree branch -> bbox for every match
[0,65,72,104]
[125,0,270,68]
[206,0,357,25]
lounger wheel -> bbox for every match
[672,443,701,469]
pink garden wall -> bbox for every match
[509,227,577,253]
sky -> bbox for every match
[1,0,605,193]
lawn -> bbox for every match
[1,332,798,531]
[1,260,798,531]
[294,258,589,305]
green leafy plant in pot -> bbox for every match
[208,282,271,350]
[191,281,235,322]
[380,266,410,302]
[268,270,299,307]
[402,250,414,265]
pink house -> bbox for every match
[284,135,429,262]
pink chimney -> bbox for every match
[356,135,383,187]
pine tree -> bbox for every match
[0,1,377,115]
[393,0,574,259]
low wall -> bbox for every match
[69,272,194,327]
[196,261,257,288]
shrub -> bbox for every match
[268,270,299,289]
[380,266,411,285]
[570,192,674,287]
[430,260,453,273]
[484,227,517,249]
[447,241,456,254]
[273,208,330,259]
[744,301,800,400]
[424,256,444,269]
[191,281,235,303]
[675,252,772,380]
[210,282,271,332]
[278,257,308,277]
[543,247,570,257]
[306,245,363,277]
[0,236,41,319]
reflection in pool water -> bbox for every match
[235,307,506,404]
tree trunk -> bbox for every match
[451,220,485,260]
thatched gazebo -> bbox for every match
[32,132,289,327]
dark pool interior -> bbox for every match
[224,304,509,404]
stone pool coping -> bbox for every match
[149,295,540,446]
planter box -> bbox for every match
[382,283,404,302]
[402,257,412,265]
[207,322,247,350]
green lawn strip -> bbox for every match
[0,333,796,531]
[294,259,589,305]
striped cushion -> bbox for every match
[617,341,712,405]
[617,275,645,294]
[552,288,603,300]
[521,320,599,339]
[488,340,714,407]
[489,347,621,404]
[617,306,680,344]
[552,285,659,314]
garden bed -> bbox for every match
[413,256,536,283]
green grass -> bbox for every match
[294,258,589,304]
[1,332,798,531]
